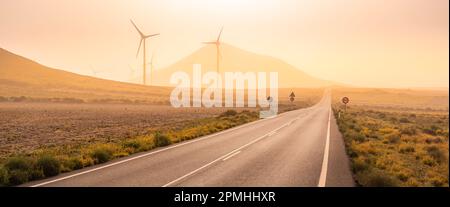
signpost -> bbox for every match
[289,92,295,104]
[342,96,349,112]
[267,96,273,104]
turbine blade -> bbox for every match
[202,41,216,44]
[136,39,143,58]
[217,26,223,42]
[145,33,160,38]
[130,19,145,38]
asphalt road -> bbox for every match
[25,90,354,187]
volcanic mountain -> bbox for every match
[0,48,171,103]
[153,43,337,88]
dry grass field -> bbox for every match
[0,103,241,159]
[333,88,449,187]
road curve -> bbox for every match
[25,90,354,187]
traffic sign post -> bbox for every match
[289,91,295,105]
[342,96,349,112]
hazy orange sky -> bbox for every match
[0,0,448,88]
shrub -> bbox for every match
[358,169,399,187]
[154,132,172,147]
[8,170,29,185]
[91,148,113,164]
[37,155,61,177]
[5,157,32,172]
[62,157,83,171]
[4,157,34,185]
[123,140,141,149]
[422,156,436,166]
[354,132,366,142]
[400,127,416,135]
[422,125,440,135]
[385,133,400,144]
[0,166,8,186]
[29,169,45,180]
[399,117,410,123]
[396,171,410,182]
[352,158,369,172]
[221,110,237,117]
[399,145,415,154]
[426,146,446,164]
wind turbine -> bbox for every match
[202,27,223,74]
[131,19,159,85]
[90,65,105,77]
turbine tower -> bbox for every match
[131,19,159,85]
[149,52,155,85]
[202,27,223,74]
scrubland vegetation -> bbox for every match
[0,109,259,186]
[334,105,448,187]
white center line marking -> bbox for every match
[318,107,332,187]
[222,151,241,161]
[162,122,291,187]
[267,131,277,137]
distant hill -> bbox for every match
[0,48,171,103]
[153,43,338,88]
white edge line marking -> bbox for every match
[222,151,241,161]
[318,107,331,187]
[162,122,291,187]
[31,108,304,187]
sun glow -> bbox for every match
[168,0,279,13]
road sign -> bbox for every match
[342,97,349,111]
[342,97,349,104]
[289,92,295,103]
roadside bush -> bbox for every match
[154,132,172,147]
[63,157,83,171]
[0,166,8,186]
[123,140,141,150]
[29,168,45,180]
[352,158,369,172]
[37,155,61,177]
[358,169,399,187]
[5,157,32,172]
[91,148,113,164]
[8,170,29,185]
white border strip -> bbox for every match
[318,107,331,187]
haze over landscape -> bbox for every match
[0,0,448,88]
[0,0,448,188]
